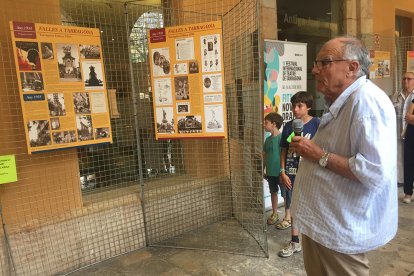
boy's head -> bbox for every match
[291,91,313,119]
[264,112,283,132]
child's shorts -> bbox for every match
[266,175,285,196]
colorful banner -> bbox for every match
[407,51,414,73]
[148,21,227,140]
[10,21,112,154]
[264,40,307,123]
[369,50,391,79]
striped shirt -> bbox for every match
[291,76,398,254]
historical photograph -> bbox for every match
[27,120,51,147]
[15,41,41,71]
[174,76,189,100]
[203,73,223,93]
[204,104,224,133]
[95,127,110,139]
[156,107,174,134]
[189,61,199,74]
[50,118,60,130]
[175,37,194,61]
[82,60,104,90]
[73,92,91,113]
[154,78,173,105]
[76,115,93,141]
[79,44,101,59]
[41,42,54,60]
[152,48,171,77]
[177,115,202,134]
[20,72,44,92]
[52,130,77,144]
[56,43,82,82]
[47,93,66,116]
[200,34,222,73]
[174,63,188,75]
[176,102,190,114]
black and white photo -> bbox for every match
[73,92,91,113]
[27,120,51,147]
[76,115,93,141]
[56,43,82,82]
[81,61,104,90]
[156,107,174,134]
[41,42,54,60]
[177,115,202,133]
[79,44,101,59]
[47,93,66,116]
[20,72,44,92]
[174,76,189,100]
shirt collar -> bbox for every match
[320,76,366,127]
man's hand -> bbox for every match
[290,136,324,162]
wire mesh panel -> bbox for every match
[126,0,267,257]
[1,1,147,275]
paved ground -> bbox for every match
[69,187,414,275]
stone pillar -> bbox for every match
[260,0,277,40]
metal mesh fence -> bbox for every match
[0,0,266,275]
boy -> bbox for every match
[263,112,284,225]
[277,91,320,257]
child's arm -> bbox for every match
[280,147,292,190]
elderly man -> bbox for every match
[290,37,397,275]
[390,71,414,186]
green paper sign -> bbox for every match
[0,155,18,184]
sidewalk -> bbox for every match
[68,187,414,275]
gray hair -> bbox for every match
[339,37,371,78]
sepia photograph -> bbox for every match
[20,72,44,92]
[52,130,77,144]
[50,118,60,130]
[152,48,171,77]
[16,41,41,71]
[189,61,199,74]
[73,92,91,113]
[56,43,82,81]
[156,107,174,134]
[82,61,104,90]
[47,93,66,116]
[176,102,190,114]
[95,127,110,139]
[174,63,188,75]
[41,42,54,60]
[27,120,51,147]
[177,115,202,133]
[76,115,93,141]
[174,76,190,100]
[79,44,101,59]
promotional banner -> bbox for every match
[148,21,227,140]
[407,51,414,73]
[264,40,307,123]
[369,50,391,79]
[10,21,112,154]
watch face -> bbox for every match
[319,154,328,167]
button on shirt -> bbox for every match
[291,76,398,254]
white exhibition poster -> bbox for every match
[263,40,307,123]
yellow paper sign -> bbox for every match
[0,155,18,184]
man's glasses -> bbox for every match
[313,59,350,69]
[402,77,414,81]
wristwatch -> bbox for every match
[319,150,330,168]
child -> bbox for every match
[263,112,284,225]
[277,91,320,257]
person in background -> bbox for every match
[263,112,284,225]
[390,71,414,186]
[403,99,414,203]
[277,91,320,258]
[290,36,397,275]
